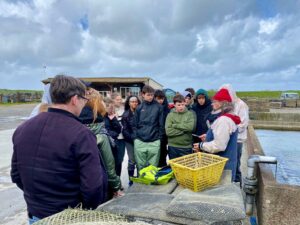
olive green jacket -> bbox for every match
[165,108,196,148]
[88,123,121,191]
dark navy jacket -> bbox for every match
[133,100,164,142]
[121,109,135,143]
[11,108,108,219]
[104,115,121,140]
[192,99,212,137]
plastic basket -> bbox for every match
[169,152,228,192]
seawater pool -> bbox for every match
[255,129,300,186]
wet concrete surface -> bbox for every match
[0,103,261,224]
[0,103,129,224]
[0,103,37,130]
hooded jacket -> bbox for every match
[133,100,164,142]
[192,89,213,136]
[79,107,121,192]
[219,84,249,142]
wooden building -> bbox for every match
[42,77,163,99]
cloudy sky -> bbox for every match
[1,0,300,91]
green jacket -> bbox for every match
[165,108,196,148]
[88,123,121,192]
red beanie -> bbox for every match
[213,88,232,102]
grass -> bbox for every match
[207,90,300,99]
[0,89,42,95]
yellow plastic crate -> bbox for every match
[169,152,228,192]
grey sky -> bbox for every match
[0,0,300,91]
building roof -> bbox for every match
[42,77,163,87]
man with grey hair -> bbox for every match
[11,75,108,224]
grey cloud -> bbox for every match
[0,0,300,91]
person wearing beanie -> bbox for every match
[192,89,212,143]
[193,88,241,182]
[219,84,249,183]
[180,91,193,110]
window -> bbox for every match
[99,91,110,98]
[120,87,140,99]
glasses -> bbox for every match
[77,95,89,102]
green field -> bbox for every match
[207,90,300,99]
[0,89,42,95]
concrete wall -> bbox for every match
[247,126,300,225]
[243,99,270,112]
[242,98,300,111]
[250,112,300,131]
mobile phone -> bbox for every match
[192,134,199,137]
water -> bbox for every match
[255,129,300,186]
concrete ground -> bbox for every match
[0,103,37,131]
[0,103,131,225]
[0,103,253,225]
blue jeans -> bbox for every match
[168,146,193,160]
[29,216,40,224]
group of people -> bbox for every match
[11,75,248,224]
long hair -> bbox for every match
[86,88,107,122]
[124,95,141,111]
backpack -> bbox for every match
[131,165,174,185]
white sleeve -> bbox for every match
[201,117,234,154]
[236,101,249,134]
[28,103,41,119]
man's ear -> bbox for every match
[70,95,77,106]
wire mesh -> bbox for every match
[33,208,151,225]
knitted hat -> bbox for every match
[213,88,232,102]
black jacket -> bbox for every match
[121,109,135,143]
[104,114,121,140]
[161,98,170,126]
[192,98,213,136]
[79,106,103,124]
[11,108,108,219]
[133,100,164,142]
